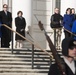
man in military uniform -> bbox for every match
[48,37,76,75]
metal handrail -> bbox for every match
[53,27,76,36]
[52,27,76,49]
[63,27,76,36]
[2,24,52,57]
[3,24,76,55]
[2,24,76,69]
[2,24,53,68]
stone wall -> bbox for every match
[31,0,55,49]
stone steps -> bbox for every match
[0,73,47,75]
[0,49,51,75]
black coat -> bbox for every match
[15,17,26,40]
[0,10,12,42]
[50,13,63,28]
[48,61,76,75]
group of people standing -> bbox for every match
[0,4,76,75]
[50,7,76,38]
[48,8,76,75]
[63,8,75,38]
[0,4,26,48]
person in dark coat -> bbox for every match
[63,8,75,38]
[50,8,63,28]
[15,11,26,48]
[0,4,12,48]
[50,8,63,49]
[48,37,76,75]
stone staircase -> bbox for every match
[0,48,51,75]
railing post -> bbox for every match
[11,31,13,54]
[32,44,34,69]
[54,29,56,47]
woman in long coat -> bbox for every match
[15,11,26,48]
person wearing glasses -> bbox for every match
[0,4,12,48]
[50,8,63,28]
[50,8,63,49]
[48,37,76,75]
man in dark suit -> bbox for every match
[48,38,76,75]
[0,4,12,48]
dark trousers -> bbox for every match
[1,37,10,48]
[64,31,71,38]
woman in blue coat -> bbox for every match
[63,8,75,38]
[71,15,76,39]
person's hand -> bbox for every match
[60,20,62,24]
[20,29,24,31]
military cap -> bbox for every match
[62,37,76,56]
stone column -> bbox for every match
[32,0,56,49]
[2,0,8,4]
[0,0,12,12]
[12,0,32,30]
[0,0,3,10]
[8,0,12,12]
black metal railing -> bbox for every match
[2,24,75,69]
[2,24,53,69]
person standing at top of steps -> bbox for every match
[0,4,12,48]
[15,11,26,48]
